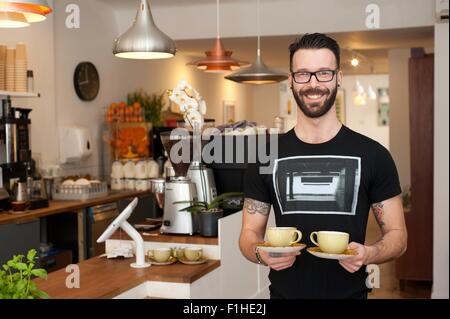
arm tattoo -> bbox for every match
[244,198,270,216]
[372,202,386,228]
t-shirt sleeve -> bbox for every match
[244,162,272,204]
[369,144,402,204]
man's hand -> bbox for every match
[339,242,370,273]
[259,250,301,271]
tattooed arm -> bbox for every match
[239,198,271,265]
[366,195,408,264]
[340,195,407,273]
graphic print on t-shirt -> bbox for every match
[273,156,361,215]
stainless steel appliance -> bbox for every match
[158,131,198,235]
[0,97,47,211]
[86,203,120,258]
[188,162,217,203]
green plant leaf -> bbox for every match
[31,269,48,279]
[27,249,37,262]
[15,263,28,271]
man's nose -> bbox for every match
[309,74,320,88]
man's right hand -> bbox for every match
[258,249,301,271]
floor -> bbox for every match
[364,212,432,299]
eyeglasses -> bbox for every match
[291,69,337,84]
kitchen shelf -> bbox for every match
[0,91,40,99]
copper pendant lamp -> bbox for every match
[187,0,249,73]
[0,0,52,24]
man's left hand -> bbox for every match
[339,242,371,273]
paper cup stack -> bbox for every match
[5,48,15,92]
[15,43,27,92]
[0,44,6,91]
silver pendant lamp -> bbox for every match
[113,0,176,60]
[225,0,287,84]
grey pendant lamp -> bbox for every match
[113,0,176,60]
[225,0,287,84]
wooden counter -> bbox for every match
[35,256,220,299]
[0,190,153,225]
[111,228,219,246]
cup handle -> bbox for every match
[310,232,319,247]
[147,250,154,258]
[290,230,302,244]
[197,251,202,259]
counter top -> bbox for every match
[35,256,220,299]
[0,190,153,225]
[110,227,219,246]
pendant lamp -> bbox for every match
[187,0,249,73]
[0,0,52,24]
[113,0,176,60]
[225,0,287,84]
[0,11,29,28]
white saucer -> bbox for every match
[256,243,306,254]
[178,257,208,265]
[307,247,357,260]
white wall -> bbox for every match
[0,0,57,166]
[51,0,253,177]
[388,48,411,188]
[432,22,449,300]
[342,74,390,149]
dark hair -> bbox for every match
[289,33,340,71]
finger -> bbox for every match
[272,260,296,271]
[268,256,296,266]
[339,261,356,273]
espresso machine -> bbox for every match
[158,131,198,235]
[0,97,48,211]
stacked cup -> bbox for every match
[0,44,6,91]
[5,48,15,92]
[15,43,27,92]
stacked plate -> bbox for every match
[0,44,6,91]
[15,43,27,92]
[5,48,15,92]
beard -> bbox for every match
[292,84,338,119]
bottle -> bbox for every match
[27,70,34,93]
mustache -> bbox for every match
[299,87,330,96]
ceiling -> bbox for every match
[176,27,434,74]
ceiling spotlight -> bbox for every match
[351,58,359,67]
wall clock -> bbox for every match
[74,62,100,101]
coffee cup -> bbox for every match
[172,246,185,259]
[147,247,172,263]
[310,231,349,254]
[123,161,136,179]
[184,247,202,261]
[266,227,302,247]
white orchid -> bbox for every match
[169,79,207,128]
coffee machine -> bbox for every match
[158,131,198,235]
[0,97,48,211]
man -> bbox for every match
[239,33,407,299]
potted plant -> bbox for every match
[127,89,165,127]
[176,192,243,237]
[0,249,49,299]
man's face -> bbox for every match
[289,49,342,119]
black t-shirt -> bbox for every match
[244,125,401,299]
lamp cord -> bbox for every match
[257,0,261,57]
[217,0,220,39]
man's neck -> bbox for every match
[294,107,342,144]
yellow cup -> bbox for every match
[310,231,349,254]
[266,227,302,247]
[184,247,202,261]
[147,247,172,262]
